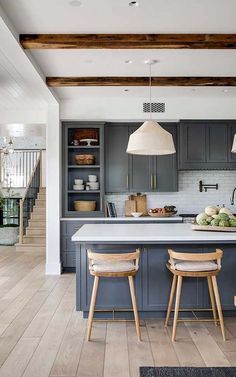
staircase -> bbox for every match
[16,187,46,252]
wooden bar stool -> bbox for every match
[86,248,141,341]
[165,248,225,342]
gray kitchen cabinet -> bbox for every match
[129,126,153,192]
[179,120,236,170]
[105,123,178,193]
[228,122,236,163]
[154,124,178,192]
[179,121,206,169]
[105,124,129,193]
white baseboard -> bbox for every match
[45,262,61,275]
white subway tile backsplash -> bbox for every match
[105,171,236,216]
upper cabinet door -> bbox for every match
[228,122,236,163]
[178,121,206,169]
[154,124,178,192]
[206,123,228,164]
[129,126,153,192]
[105,125,129,193]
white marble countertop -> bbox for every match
[72,223,236,243]
[61,216,183,222]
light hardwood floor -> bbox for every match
[0,246,235,377]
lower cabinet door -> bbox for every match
[79,244,142,312]
[141,245,205,311]
[63,252,76,268]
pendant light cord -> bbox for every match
[149,62,152,119]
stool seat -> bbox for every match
[91,260,136,273]
[173,260,218,272]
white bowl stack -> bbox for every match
[73,179,84,191]
[87,175,99,190]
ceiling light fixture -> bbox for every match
[126,60,176,156]
[124,89,129,92]
[222,89,228,93]
[69,0,82,7]
[129,1,139,7]
[125,59,133,64]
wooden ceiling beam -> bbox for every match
[20,34,236,49]
[46,76,236,87]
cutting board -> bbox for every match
[129,193,148,215]
[125,200,136,217]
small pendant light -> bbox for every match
[126,60,176,155]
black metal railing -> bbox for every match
[19,152,41,243]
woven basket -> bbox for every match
[75,154,95,165]
[74,200,96,212]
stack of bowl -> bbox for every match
[73,179,84,191]
[87,175,99,190]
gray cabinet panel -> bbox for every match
[105,125,129,192]
[179,122,206,169]
[105,123,178,193]
[206,123,228,163]
[130,126,153,191]
[155,124,178,192]
[228,122,236,162]
[179,120,236,170]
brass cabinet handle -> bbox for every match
[154,175,157,189]
[150,175,153,189]
[126,175,129,189]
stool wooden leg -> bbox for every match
[211,276,226,341]
[86,276,99,341]
[207,276,218,326]
[172,275,182,342]
[128,275,141,341]
[165,275,177,327]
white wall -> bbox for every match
[61,96,236,121]
[46,104,61,275]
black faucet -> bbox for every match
[230,187,236,205]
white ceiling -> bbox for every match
[1,0,236,100]
[1,0,236,34]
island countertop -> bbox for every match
[72,223,236,244]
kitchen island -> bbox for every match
[72,223,236,318]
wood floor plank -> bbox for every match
[103,322,130,377]
[50,312,86,376]
[76,322,106,377]
[146,319,179,366]
[0,337,40,377]
[166,322,206,367]
[22,282,75,377]
[23,276,73,338]
[0,289,52,367]
[127,321,154,377]
[186,322,231,367]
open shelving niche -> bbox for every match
[63,122,105,217]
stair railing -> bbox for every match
[19,151,42,244]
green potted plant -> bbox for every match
[0,184,19,246]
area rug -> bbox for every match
[140,367,236,377]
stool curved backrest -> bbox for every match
[87,248,140,271]
[168,248,223,270]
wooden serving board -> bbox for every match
[129,194,147,215]
[125,200,136,217]
[191,224,236,232]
